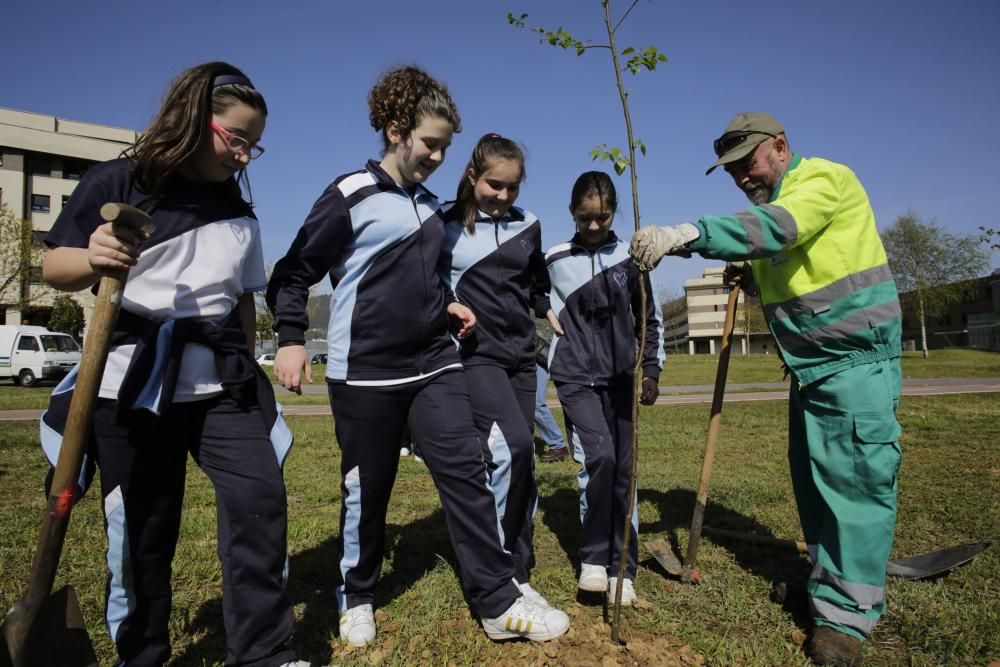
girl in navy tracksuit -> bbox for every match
[545,172,664,605]
[438,133,552,606]
[266,67,568,646]
[41,62,300,666]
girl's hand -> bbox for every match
[274,345,312,394]
[87,222,147,273]
[447,303,476,340]
[546,309,564,337]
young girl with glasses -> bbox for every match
[266,66,569,647]
[438,133,555,607]
[545,171,664,607]
[41,62,304,665]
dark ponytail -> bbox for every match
[570,171,617,216]
[454,133,525,232]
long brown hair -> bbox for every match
[453,133,525,232]
[126,61,267,201]
[368,66,461,153]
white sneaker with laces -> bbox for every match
[516,580,550,607]
[279,662,312,667]
[608,576,636,606]
[482,595,570,641]
[340,603,376,646]
[578,563,608,592]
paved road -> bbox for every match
[2,377,996,421]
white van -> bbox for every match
[0,325,82,387]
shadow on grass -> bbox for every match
[539,484,812,626]
[171,508,457,665]
[640,487,812,626]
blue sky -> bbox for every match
[4,0,998,296]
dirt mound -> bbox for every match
[332,603,705,666]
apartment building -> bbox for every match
[663,266,774,355]
[0,107,138,326]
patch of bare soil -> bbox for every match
[331,603,705,666]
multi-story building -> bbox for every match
[662,266,774,355]
[900,271,1000,351]
[0,107,138,326]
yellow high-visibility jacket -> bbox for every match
[688,154,901,385]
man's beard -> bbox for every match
[744,153,783,205]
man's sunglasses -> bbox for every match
[713,130,776,158]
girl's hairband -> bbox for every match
[212,74,255,89]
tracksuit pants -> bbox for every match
[534,365,567,449]
[788,358,902,640]
[327,369,521,619]
[555,381,638,578]
[91,395,295,667]
[464,364,539,583]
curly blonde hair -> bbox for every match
[368,66,461,150]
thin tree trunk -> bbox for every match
[918,294,928,359]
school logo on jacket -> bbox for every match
[613,271,628,288]
[521,239,532,254]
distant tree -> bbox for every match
[48,295,85,339]
[735,294,770,355]
[882,213,990,358]
[0,204,43,318]
[255,305,275,352]
[980,226,999,251]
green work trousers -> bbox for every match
[788,357,902,640]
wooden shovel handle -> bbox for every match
[684,285,741,574]
[5,203,153,666]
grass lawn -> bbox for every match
[0,394,996,665]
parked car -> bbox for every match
[256,353,275,366]
[311,353,328,365]
[0,325,81,387]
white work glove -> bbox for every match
[629,223,701,271]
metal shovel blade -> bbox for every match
[886,542,991,580]
[645,538,684,577]
[1,586,98,667]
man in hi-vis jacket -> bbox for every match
[631,113,902,667]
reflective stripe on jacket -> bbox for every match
[688,154,901,385]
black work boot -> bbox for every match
[806,626,862,666]
[539,446,569,463]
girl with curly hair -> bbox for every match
[267,66,569,647]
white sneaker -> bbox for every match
[578,563,608,592]
[608,577,636,606]
[340,603,376,647]
[400,447,411,457]
[482,596,570,641]
[279,662,312,667]
[516,580,550,607]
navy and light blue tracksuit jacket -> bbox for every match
[266,160,459,383]
[439,204,551,371]
[546,231,664,386]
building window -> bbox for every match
[63,159,88,181]
[31,194,50,212]
[28,266,44,284]
[31,156,52,177]
[0,153,4,168]
[32,231,48,247]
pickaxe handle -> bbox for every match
[683,284,741,582]
[3,203,153,667]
